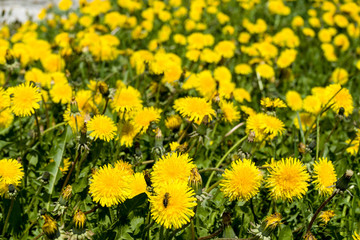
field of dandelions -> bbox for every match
[1,0,360,239]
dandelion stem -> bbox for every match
[31,232,44,240]
[41,122,66,136]
[34,110,41,140]
[204,135,247,191]
[2,198,14,236]
[191,220,195,240]
[321,117,340,157]
[102,97,109,115]
[305,190,337,235]
[205,180,222,193]
[84,204,100,215]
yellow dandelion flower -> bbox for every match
[261,97,286,108]
[220,159,262,201]
[119,121,141,147]
[165,115,182,130]
[129,172,147,198]
[0,108,14,129]
[87,115,117,142]
[261,114,285,139]
[266,157,310,201]
[11,83,41,117]
[132,107,162,132]
[256,63,275,80]
[111,86,142,112]
[286,90,302,111]
[0,158,24,186]
[151,152,195,188]
[173,97,215,124]
[319,210,335,224]
[346,130,360,155]
[233,88,251,103]
[89,163,132,207]
[75,90,97,114]
[313,158,337,196]
[246,113,267,141]
[235,63,252,75]
[331,68,348,85]
[50,83,72,104]
[219,100,240,124]
[149,180,197,229]
[325,84,353,117]
[303,95,322,115]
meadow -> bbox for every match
[0,0,360,239]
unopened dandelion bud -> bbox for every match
[73,209,86,234]
[155,128,163,149]
[41,171,50,183]
[80,122,87,145]
[98,82,109,98]
[338,107,345,116]
[336,170,353,191]
[188,167,202,195]
[70,97,80,115]
[59,185,72,205]
[42,214,60,239]
[298,142,306,154]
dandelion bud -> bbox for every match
[73,209,86,234]
[42,214,60,239]
[155,128,163,149]
[59,185,72,206]
[338,107,345,116]
[298,142,306,154]
[80,122,87,145]
[98,82,109,98]
[8,184,15,193]
[336,169,353,191]
[188,167,202,195]
[70,97,80,115]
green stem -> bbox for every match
[316,115,320,161]
[34,110,41,140]
[204,135,247,191]
[191,220,195,240]
[160,226,164,240]
[2,198,14,236]
[205,180,222,193]
[20,219,38,240]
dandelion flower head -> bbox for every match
[151,152,195,188]
[89,163,132,207]
[313,158,337,196]
[220,158,262,201]
[174,96,215,124]
[149,180,197,229]
[87,115,117,142]
[266,157,310,201]
[11,83,41,117]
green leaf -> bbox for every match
[279,225,293,240]
[47,127,69,195]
